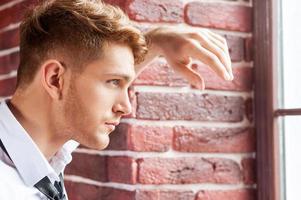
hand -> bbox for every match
[147,27,233,90]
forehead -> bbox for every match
[85,42,136,80]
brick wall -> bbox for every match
[0,0,255,199]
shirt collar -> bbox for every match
[0,99,79,186]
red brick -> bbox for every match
[136,190,195,200]
[196,189,256,200]
[135,59,253,92]
[107,123,173,152]
[123,86,137,118]
[64,153,107,182]
[224,35,244,62]
[65,181,135,200]
[0,0,12,6]
[134,59,187,87]
[185,2,252,32]
[104,0,126,10]
[0,0,36,30]
[65,181,103,200]
[173,127,255,153]
[0,77,17,96]
[242,158,256,185]
[245,37,253,61]
[107,123,129,150]
[0,52,19,75]
[245,98,253,122]
[0,28,19,50]
[136,92,245,122]
[107,156,137,184]
[100,187,136,200]
[193,63,253,92]
[125,0,184,23]
[193,64,253,92]
[137,157,243,184]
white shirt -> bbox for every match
[0,99,79,200]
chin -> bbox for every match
[89,132,111,150]
[94,142,110,150]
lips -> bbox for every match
[105,121,120,126]
[104,121,119,132]
[105,124,115,132]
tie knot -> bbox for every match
[54,180,65,199]
[34,175,66,200]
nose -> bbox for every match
[112,90,132,116]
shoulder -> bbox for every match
[0,159,22,197]
[0,160,41,199]
[0,158,24,185]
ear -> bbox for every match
[40,60,66,100]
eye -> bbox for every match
[106,79,121,87]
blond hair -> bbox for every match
[17,0,147,88]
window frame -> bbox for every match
[254,0,301,200]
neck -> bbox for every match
[9,89,68,160]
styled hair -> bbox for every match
[17,0,147,88]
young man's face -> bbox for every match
[62,42,135,150]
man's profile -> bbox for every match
[0,0,233,199]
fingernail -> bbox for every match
[192,82,204,90]
[224,73,231,81]
[192,84,201,90]
[198,83,205,90]
[198,81,205,90]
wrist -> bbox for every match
[145,27,166,56]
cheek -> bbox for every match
[63,82,95,129]
[67,78,119,129]
[87,85,119,113]
[70,85,114,130]
[64,78,118,149]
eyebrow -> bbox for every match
[103,73,133,82]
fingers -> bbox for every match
[187,30,233,80]
[204,29,227,44]
[202,30,233,78]
[167,57,205,90]
[187,39,232,81]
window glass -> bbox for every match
[280,116,301,199]
[280,0,301,108]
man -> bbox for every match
[0,0,233,199]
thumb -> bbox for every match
[167,57,205,90]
